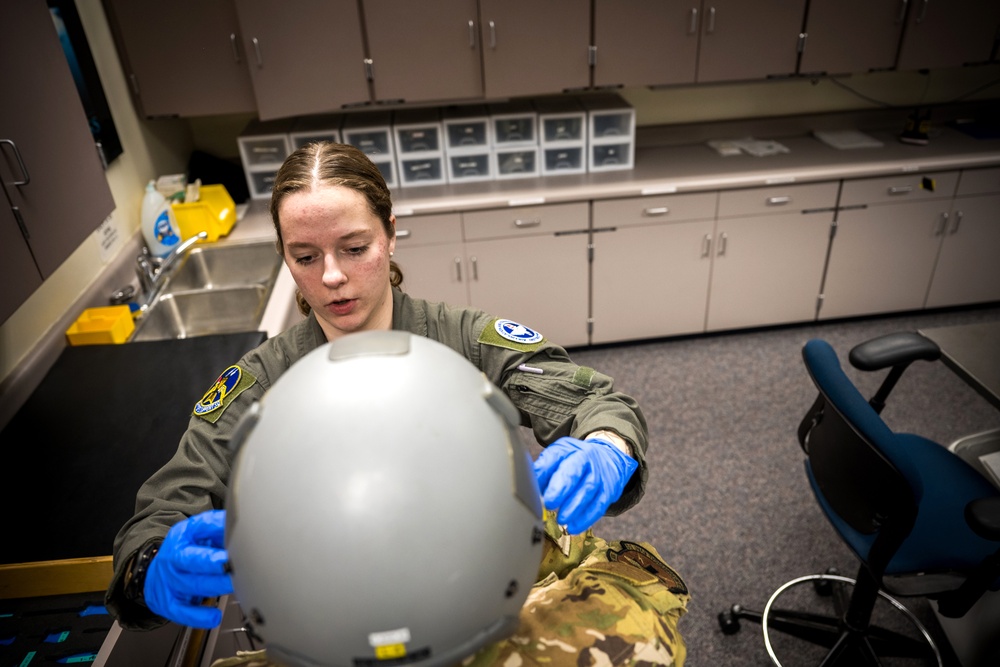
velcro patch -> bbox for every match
[607,541,689,595]
[478,318,546,352]
[193,365,257,423]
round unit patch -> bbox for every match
[495,319,543,345]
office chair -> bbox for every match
[719,333,1000,666]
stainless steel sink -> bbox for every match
[131,240,283,342]
[162,241,280,291]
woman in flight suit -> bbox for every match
[106,142,687,665]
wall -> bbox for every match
[2,0,999,390]
[0,0,191,385]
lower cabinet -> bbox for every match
[706,183,838,331]
[392,213,467,306]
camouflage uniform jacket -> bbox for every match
[106,287,650,630]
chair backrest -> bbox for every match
[799,339,919,573]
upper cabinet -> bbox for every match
[1,1,115,324]
[234,0,370,120]
[593,0,700,88]
[695,0,806,83]
[103,0,256,118]
[478,0,591,99]
[363,0,483,104]
[896,0,1000,72]
[798,0,905,75]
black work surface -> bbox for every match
[0,332,266,565]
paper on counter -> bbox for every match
[707,137,791,157]
[813,129,884,150]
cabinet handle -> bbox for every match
[766,196,791,206]
[252,37,263,67]
[896,0,909,24]
[395,229,411,239]
[702,234,712,257]
[934,212,948,236]
[643,206,669,216]
[454,257,462,281]
[12,206,29,239]
[949,211,962,234]
[468,20,476,49]
[717,232,728,256]
[688,7,698,34]
[707,6,716,34]
[888,185,913,195]
[471,256,479,280]
[917,0,929,23]
[514,218,541,228]
[488,20,496,49]
[230,34,241,63]
[0,139,30,185]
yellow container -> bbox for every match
[66,305,135,346]
[171,184,237,243]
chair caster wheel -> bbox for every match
[813,568,839,596]
[718,607,741,635]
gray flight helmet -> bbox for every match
[225,330,544,667]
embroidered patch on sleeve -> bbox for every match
[193,365,257,423]
[478,318,546,352]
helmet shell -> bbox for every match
[225,331,544,667]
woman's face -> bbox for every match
[278,185,396,340]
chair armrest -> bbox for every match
[966,497,1000,541]
[848,332,941,371]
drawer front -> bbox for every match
[593,192,717,230]
[463,202,588,241]
[393,213,462,247]
[718,182,839,218]
[840,171,959,206]
[239,136,290,167]
[957,167,1000,196]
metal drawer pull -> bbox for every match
[766,196,791,206]
[717,232,728,256]
[934,213,948,236]
[702,234,712,257]
[0,139,30,185]
[471,256,479,280]
[395,229,411,239]
[489,20,496,49]
[514,218,541,228]
[454,257,462,281]
[950,211,963,234]
[917,0,929,23]
[468,20,476,48]
[707,6,716,33]
[688,7,698,34]
[230,34,241,63]
[252,37,263,67]
[896,0,909,24]
[888,185,913,195]
[644,207,669,216]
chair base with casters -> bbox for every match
[720,332,1000,667]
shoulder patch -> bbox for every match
[193,365,257,423]
[479,318,546,352]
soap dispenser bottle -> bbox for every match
[140,180,181,258]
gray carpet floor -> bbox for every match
[532,304,1000,666]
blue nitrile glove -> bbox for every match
[533,436,638,534]
[144,509,233,628]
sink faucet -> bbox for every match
[135,231,208,311]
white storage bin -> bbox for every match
[489,100,537,147]
[444,104,491,152]
[535,96,586,145]
[448,151,493,183]
[399,155,447,187]
[542,145,586,175]
[494,146,540,180]
[589,142,633,172]
[238,119,294,200]
[393,108,444,154]
[342,111,396,187]
[581,93,635,172]
[290,113,344,150]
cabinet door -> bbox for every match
[593,0,699,87]
[897,0,1000,71]
[799,0,904,75]
[1,1,115,324]
[592,221,714,344]
[821,201,948,319]
[925,194,1000,308]
[103,0,256,117]
[392,213,468,306]
[364,0,483,103]
[235,0,370,120]
[479,0,590,99]
[465,233,590,348]
[697,0,806,83]
[706,210,832,331]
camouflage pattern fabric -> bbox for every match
[211,513,688,667]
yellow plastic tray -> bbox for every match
[65,305,135,346]
[172,184,237,242]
